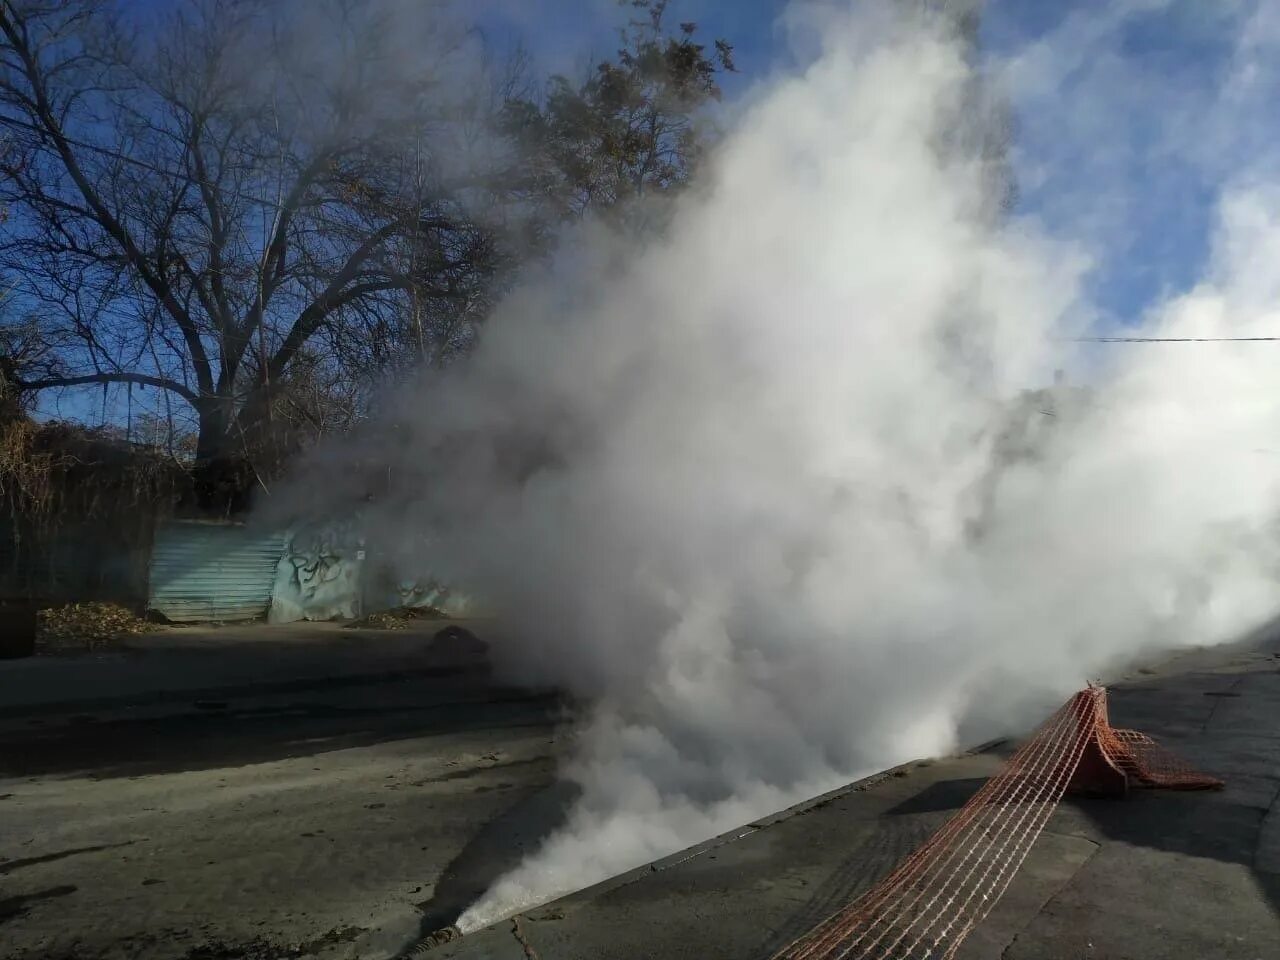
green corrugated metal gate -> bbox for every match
[147,521,287,622]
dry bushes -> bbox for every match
[0,420,191,522]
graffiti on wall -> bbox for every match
[268,520,365,623]
[393,577,473,617]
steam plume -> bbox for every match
[281,0,1280,930]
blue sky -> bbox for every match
[107,0,1255,329]
[471,0,1253,327]
[49,1,1262,426]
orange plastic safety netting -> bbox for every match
[770,686,1221,960]
[1098,725,1223,791]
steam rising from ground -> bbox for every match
[288,2,1280,930]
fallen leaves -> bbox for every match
[36,601,154,653]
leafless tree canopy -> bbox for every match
[0,0,521,467]
[0,0,733,498]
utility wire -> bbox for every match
[0,111,282,209]
[0,111,468,217]
[1070,336,1280,343]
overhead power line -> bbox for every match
[0,111,281,208]
[1070,336,1280,343]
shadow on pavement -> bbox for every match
[752,812,934,960]
[0,884,78,925]
[1067,650,1280,926]
[409,780,582,952]
[752,619,1280,959]
[0,685,559,779]
[881,777,989,816]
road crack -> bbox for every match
[997,836,1101,960]
[511,915,542,959]
[1200,675,1247,733]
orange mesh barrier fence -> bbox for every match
[770,686,1221,960]
[1099,726,1224,791]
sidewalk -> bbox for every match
[0,619,494,717]
[434,633,1280,960]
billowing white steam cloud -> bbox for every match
[293,0,1280,930]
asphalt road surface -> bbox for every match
[435,631,1280,960]
[0,667,564,960]
[8,624,1279,960]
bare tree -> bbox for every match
[0,0,508,472]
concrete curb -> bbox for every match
[544,735,1010,908]
[421,735,1012,953]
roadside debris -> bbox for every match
[35,601,154,653]
[346,606,449,630]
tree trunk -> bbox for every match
[194,403,230,465]
[191,400,256,516]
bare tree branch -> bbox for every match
[0,0,510,469]
[17,370,198,402]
